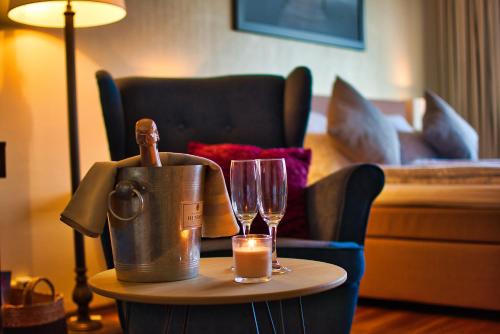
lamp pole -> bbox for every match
[8,0,126,331]
[64,1,101,331]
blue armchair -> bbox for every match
[96,67,384,333]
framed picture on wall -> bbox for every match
[233,0,365,50]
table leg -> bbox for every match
[262,299,307,334]
[298,297,306,334]
[265,302,278,334]
[182,306,190,334]
[180,303,260,333]
[122,298,307,334]
[123,301,130,334]
[162,305,173,333]
[251,302,276,334]
[251,303,260,334]
[279,301,285,334]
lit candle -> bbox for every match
[232,235,272,283]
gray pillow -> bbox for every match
[423,91,478,160]
[399,132,439,164]
[327,77,400,164]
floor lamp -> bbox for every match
[7,0,126,331]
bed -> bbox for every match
[305,96,500,311]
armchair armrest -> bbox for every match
[306,164,384,245]
[277,239,364,285]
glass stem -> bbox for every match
[268,223,279,268]
[241,221,252,236]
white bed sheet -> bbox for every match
[382,160,500,185]
[378,160,500,208]
[303,132,500,208]
[375,184,500,209]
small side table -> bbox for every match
[89,257,347,334]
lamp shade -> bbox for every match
[8,0,126,28]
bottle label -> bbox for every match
[181,201,203,229]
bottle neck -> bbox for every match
[139,144,161,167]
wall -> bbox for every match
[0,0,424,311]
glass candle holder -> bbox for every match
[232,234,272,283]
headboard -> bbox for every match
[309,95,425,133]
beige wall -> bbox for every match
[0,0,424,311]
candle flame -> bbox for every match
[248,239,256,248]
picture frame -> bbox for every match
[233,0,365,50]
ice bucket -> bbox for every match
[107,165,205,282]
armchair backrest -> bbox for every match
[96,67,312,160]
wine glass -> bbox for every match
[230,160,258,235]
[257,158,290,274]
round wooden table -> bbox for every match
[89,257,347,334]
[89,257,347,305]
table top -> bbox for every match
[89,257,347,305]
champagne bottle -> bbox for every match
[135,118,162,167]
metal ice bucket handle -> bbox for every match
[108,180,145,222]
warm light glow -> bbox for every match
[8,1,126,28]
[248,238,256,248]
[136,55,194,77]
[181,229,190,239]
[392,51,413,88]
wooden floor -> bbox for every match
[351,299,500,334]
[82,300,500,334]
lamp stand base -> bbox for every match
[67,316,103,331]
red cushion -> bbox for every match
[188,142,312,239]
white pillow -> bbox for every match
[306,110,328,133]
[384,114,414,133]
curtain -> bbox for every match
[425,0,500,158]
